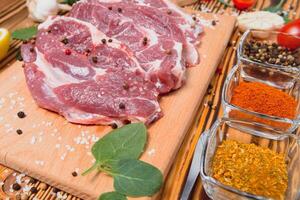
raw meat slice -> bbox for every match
[22,16,162,126]
[69,0,202,93]
[133,0,203,65]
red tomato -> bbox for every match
[277,19,300,50]
[233,0,255,10]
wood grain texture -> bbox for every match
[0,10,235,200]
[1,0,299,199]
[173,0,198,6]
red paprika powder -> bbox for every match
[231,82,297,119]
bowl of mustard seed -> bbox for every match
[199,118,300,200]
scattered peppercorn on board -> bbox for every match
[1,0,299,200]
[0,5,235,200]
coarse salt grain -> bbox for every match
[6,127,13,133]
[17,96,24,101]
[23,185,32,193]
[60,152,67,160]
[30,136,37,144]
[56,192,68,200]
[45,121,53,126]
[35,160,45,166]
[8,92,17,98]
[10,100,16,106]
[16,174,25,184]
[147,148,156,156]
[91,135,99,142]
[74,168,80,173]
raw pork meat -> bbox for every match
[69,0,202,93]
[22,0,203,126]
[22,16,162,126]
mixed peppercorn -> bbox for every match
[243,40,300,68]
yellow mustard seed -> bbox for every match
[212,140,288,200]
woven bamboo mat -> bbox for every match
[0,0,299,199]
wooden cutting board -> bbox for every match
[0,12,235,200]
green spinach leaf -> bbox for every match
[12,26,37,41]
[82,123,147,175]
[99,192,127,200]
[112,159,163,197]
[92,123,147,164]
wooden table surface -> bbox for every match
[0,0,299,200]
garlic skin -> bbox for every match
[26,0,71,22]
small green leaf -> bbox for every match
[92,123,147,165]
[99,192,127,200]
[283,15,291,23]
[62,0,80,5]
[112,159,163,197]
[218,0,233,7]
[263,0,286,13]
[12,26,38,41]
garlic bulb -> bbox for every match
[26,0,71,22]
[237,11,284,32]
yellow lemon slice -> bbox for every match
[0,28,10,61]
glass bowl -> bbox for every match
[237,29,300,77]
[222,64,300,132]
[199,118,300,200]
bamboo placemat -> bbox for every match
[0,0,299,199]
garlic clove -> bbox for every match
[26,0,59,22]
[237,11,285,38]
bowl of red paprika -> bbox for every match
[222,64,300,132]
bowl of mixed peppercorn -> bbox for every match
[222,63,300,132]
[199,119,300,200]
[238,29,300,76]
